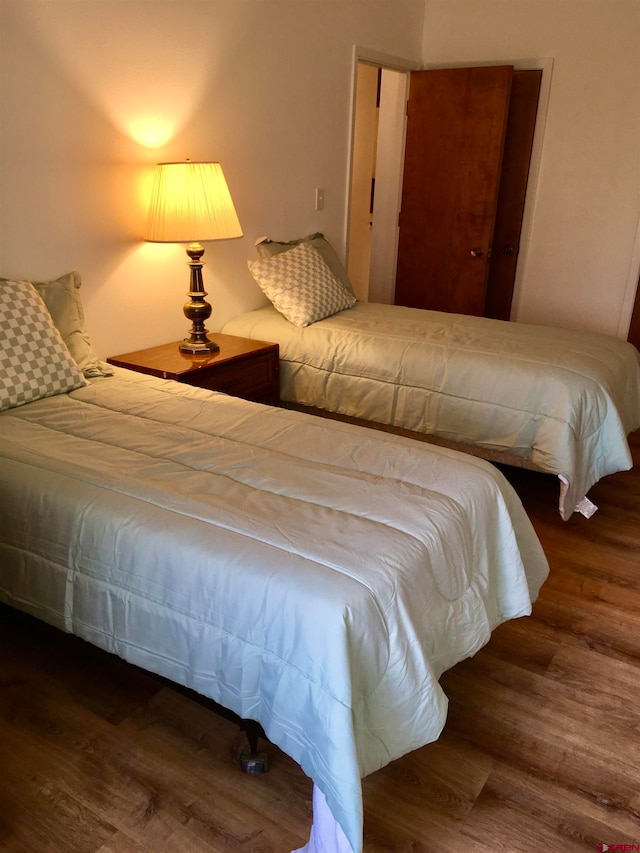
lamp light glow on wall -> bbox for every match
[145,160,243,355]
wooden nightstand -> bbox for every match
[107,334,280,406]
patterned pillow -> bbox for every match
[0,279,87,412]
[248,242,356,327]
[255,232,355,295]
[0,271,112,378]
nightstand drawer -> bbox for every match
[191,350,279,404]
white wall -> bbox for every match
[0,0,424,358]
[421,0,640,337]
[3,0,637,350]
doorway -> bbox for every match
[347,61,409,303]
[346,56,552,320]
[628,276,640,349]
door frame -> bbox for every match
[346,52,554,319]
[345,47,418,301]
[617,213,640,340]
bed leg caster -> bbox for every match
[239,719,268,774]
[239,748,268,774]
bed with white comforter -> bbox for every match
[223,301,640,520]
[0,366,550,853]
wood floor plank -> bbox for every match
[361,736,494,852]
[481,761,640,844]
[114,688,313,843]
[441,654,640,822]
[545,643,640,721]
[471,616,562,674]
[455,774,619,852]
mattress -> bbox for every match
[0,368,550,852]
[223,302,640,519]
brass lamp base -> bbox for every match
[179,338,220,355]
[179,242,219,356]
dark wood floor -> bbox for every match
[1,432,639,852]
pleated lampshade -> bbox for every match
[145,161,242,243]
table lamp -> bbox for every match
[145,160,243,354]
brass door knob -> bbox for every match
[470,247,484,258]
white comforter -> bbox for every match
[223,302,640,519]
[0,369,549,851]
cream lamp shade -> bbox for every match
[145,160,243,355]
[145,160,243,244]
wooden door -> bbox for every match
[394,65,513,316]
[485,70,542,320]
[628,276,640,349]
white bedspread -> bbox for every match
[223,302,640,519]
[0,369,549,852]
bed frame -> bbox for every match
[282,401,543,472]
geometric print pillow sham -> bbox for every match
[248,241,356,327]
[0,278,87,412]
[255,232,356,295]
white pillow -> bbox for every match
[248,242,356,327]
[30,271,112,378]
[0,279,87,412]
